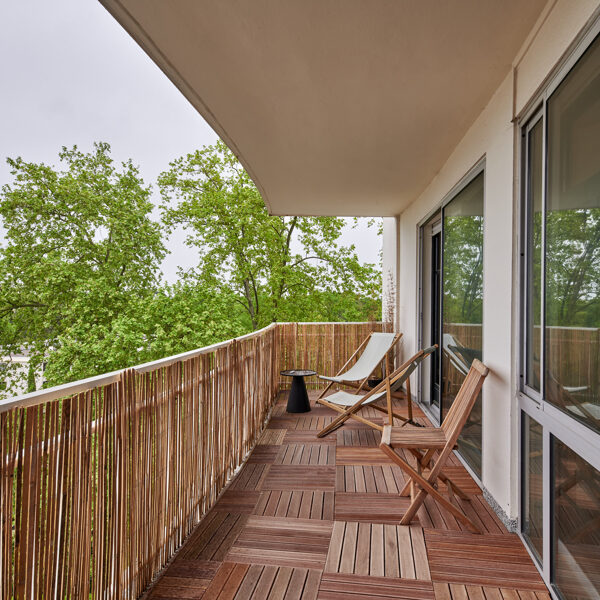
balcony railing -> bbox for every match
[0,321,383,599]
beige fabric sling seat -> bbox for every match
[318,331,401,399]
[317,346,437,437]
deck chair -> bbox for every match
[317,346,437,438]
[318,331,401,400]
[379,358,489,533]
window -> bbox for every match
[553,438,600,600]
[521,28,600,599]
[522,413,543,564]
[523,33,600,434]
[545,37,600,434]
[420,169,484,477]
[523,117,543,394]
[442,172,484,475]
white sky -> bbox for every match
[0,1,381,282]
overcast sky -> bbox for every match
[0,1,381,282]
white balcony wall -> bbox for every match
[387,0,600,520]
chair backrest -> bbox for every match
[441,359,489,445]
[339,332,400,381]
[388,345,437,393]
[442,333,470,376]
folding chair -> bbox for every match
[316,346,437,438]
[379,359,489,533]
[318,331,402,399]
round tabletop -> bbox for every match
[280,369,317,377]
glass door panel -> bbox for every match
[521,413,543,563]
[545,35,600,434]
[442,172,484,475]
[553,438,600,599]
[524,118,544,393]
[420,214,442,423]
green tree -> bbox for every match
[159,140,380,329]
[546,208,600,328]
[442,214,484,325]
[0,143,166,392]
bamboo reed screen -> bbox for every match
[278,322,386,389]
[0,322,380,599]
[0,326,280,599]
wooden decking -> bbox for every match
[146,392,549,600]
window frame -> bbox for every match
[518,16,600,597]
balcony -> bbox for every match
[0,322,548,599]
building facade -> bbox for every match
[382,3,600,596]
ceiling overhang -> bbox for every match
[100,1,546,216]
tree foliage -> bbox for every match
[442,215,483,325]
[0,141,381,396]
[0,143,165,391]
[546,208,600,328]
[159,141,380,329]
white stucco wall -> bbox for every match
[391,0,600,519]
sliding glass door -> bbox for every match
[420,170,484,477]
[520,28,600,600]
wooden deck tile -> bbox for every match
[336,465,406,493]
[269,416,335,431]
[325,521,430,580]
[318,573,435,600]
[149,560,220,599]
[433,582,551,600]
[436,466,483,495]
[263,465,336,491]
[248,445,281,464]
[283,430,337,445]
[255,490,335,520]
[214,490,261,514]
[177,512,248,561]
[226,515,334,570]
[201,562,321,599]
[259,430,287,445]
[276,444,335,466]
[336,447,395,465]
[337,429,380,447]
[425,529,547,589]
[202,562,250,599]
[229,463,270,491]
[417,494,507,534]
[148,390,550,599]
[335,492,412,524]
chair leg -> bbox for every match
[406,377,413,422]
[400,449,471,501]
[379,443,482,534]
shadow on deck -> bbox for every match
[145,392,549,600]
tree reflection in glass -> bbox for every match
[442,172,484,475]
[545,35,600,434]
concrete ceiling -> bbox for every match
[100,0,546,216]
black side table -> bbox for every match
[280,369,316,413]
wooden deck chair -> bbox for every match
[379,359,489,533]
[318,331,402,400]
[317,346,437,438]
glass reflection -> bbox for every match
[442,172,484,475]
[553,439,600,599]
[545,35,600,434]
[525,119,543,392]
[522,413,543,563]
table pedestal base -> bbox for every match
[286,376,311,413]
